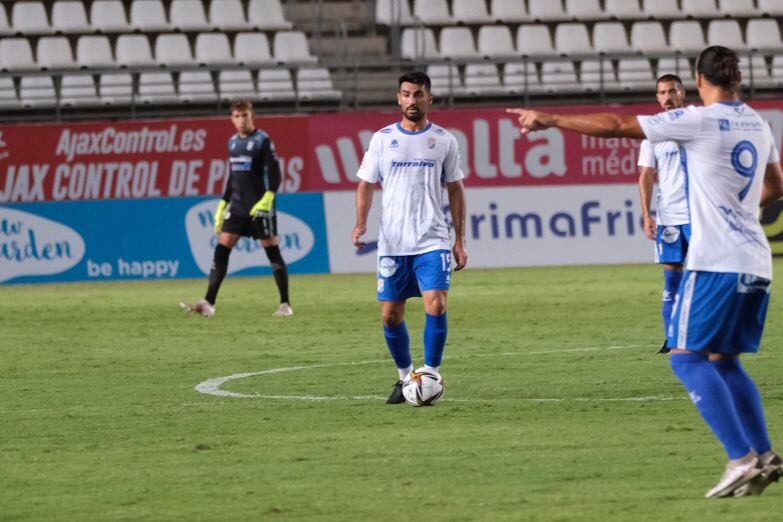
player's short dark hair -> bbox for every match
[230,99,253,113]
[398,71,431,93]
[656,74,684,89]
[696,46,741,91]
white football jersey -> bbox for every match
[357,121,464,256]
[638,102,780,279]
[638,139,690,226]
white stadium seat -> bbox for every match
[772,55,783,85]
[464,64,504,95]
[593,22,629,54]
[155,34,194,67]
[439,27,479,61]
[210,0,251,31]
[296,68,341,100]
[0,5,11,35]
[528,0,568,21]
[740,56,773,88]
[76,36,115,68]
[682,0,717,17]
[630,21,669,54]
[375,0,415,25]
[516,25,556,57]
[99,72,133,105]
[179,71,217,102]
[718,0,759,16]
[234,33,274,66]
[91,1,128,33]
[427,64,463,96]
[554,23,593,56]
[477,25,517,60]
[138,72,178,104]
[657,56,694,86]
[273,31,317,64]
[218,69,255,100]
[130,0,170,32]
[247,0,293,30]
[707,20,746,50]
[669,21,706,53]
[0,77,20,107]
[452,0,493,24]
[541,61,579,92]
[504,62,541,94]
[491,0,530,22]
[115,35,155,67]
[12,1,51,35]
[401,27,439,60]
[746,19,783,51]
[170,0,211,32]
[0,38,36,70]
[413,0,452,25]
[641,0,683,19]
[617,57,655,90]
[52,1,91,34]
[36,36,77,69]
[580,59,618,91]
[194,33,233,65]
[20,76,56,107]
[759,0,783,15]
[61,74,99,107]
[258,68,295,100]
[604,0,641,20]
[565,0,609,21]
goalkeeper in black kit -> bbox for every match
[181,100,292,318]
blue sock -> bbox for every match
[712,358,772,455]
[424,313,448,368]
[671,353,751,459]
[383,321,412,371]
[662,269,683,335]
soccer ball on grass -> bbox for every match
[402,368,444,406]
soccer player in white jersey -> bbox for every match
[508,46,783,498]
[638,74,691,352]
[352,72,468,404]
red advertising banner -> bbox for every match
[2,101,782,202]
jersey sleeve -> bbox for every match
[357,133,382,183]
[637,107,703,145]
[637,139,656,168]
[766,125,780,165]
[443,134,465,183]
[260,137,282,192]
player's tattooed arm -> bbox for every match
[506,108,645,139]
[352,180,375,248]
[761,162,783,208]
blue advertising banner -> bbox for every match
[0,193,329,284]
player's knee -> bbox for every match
[382,309,404,327]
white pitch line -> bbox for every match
[194,344,682,403]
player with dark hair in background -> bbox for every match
[181,100,292,318]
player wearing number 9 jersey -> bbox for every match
[506,46,783,498]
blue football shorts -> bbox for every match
[377,249,452,302]
[656,224,691,264]
[667,271,771,354]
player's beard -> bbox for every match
[402,106,425,122]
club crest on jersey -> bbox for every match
[668,109,685,121]
[427,137,436,150]
[246,141,254,151]
[719,119,731,131]
[389,139,399,149]
[378,257,397,277]
[661,226,680,243]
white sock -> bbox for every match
[424,364,440,373]
[398,365,413,380]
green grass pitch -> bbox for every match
[2,262,782,521]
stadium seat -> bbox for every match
[179,71,217,102]
[773,55,783,85]
[76,35,115,68]
[194,33,233,65]
[657,56,693,86]
[130,0,170,32]
[464,64,504,95]
[490,0,530,22]
[707,20,746,50]
[375,0,415,25]
[554,23,593,56]
[138,72,178,104]
[234,32,274,66]
[477,25,517,59]
[52,1,91,34]
[759,0,783,16]
[99,72,133,105]
[669,21,706,53]
[209,0,251,31]
[218,69,255,100]
[603,0,641,20]
[641,0,683,19]
[617,57,655,90]
[170,0,211,32]
[0,5,10,36]
[90,0,128,33]
[746,19,783,51]
[20,75,56,107]
[541,61,579,92]
[116,35,155,67]
[401,27,439,59]
[296,68,341,100]
[682,0,717,18]
[503,62,541,94]
[528,0,568,21]
[11,2,51,35]
[452,0,493,23]
[565,0,609,21]
[155,34,194,67]
[580,59,618,92]
[273,31,318,64]
[740,55,773,88]
[36,36,77,69]
[516,25,556,57]
[258,68,296,100]
[60,74,99,107]
[439,27,479,60]
[0,77,19,107]
[0,38,36,71]
[592,22,629,54]
[427,64,463,96]
[248,0,293,30]
[718,0,758,17]
[413,0,452,25]
[630,21,668,54]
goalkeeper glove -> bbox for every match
[214,200,229,235]
[250,191,276,216]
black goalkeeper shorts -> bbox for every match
[221,209,278,240]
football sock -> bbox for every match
[424,364,440,373]
[398,365,413,381]
[424,313,448,368]
[205,243,231,305]
[712,358,772,455]
[264,245,289,304]
[671,353,751,459]
[383,321,412,375]
[662,269,682,335]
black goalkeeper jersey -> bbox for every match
[222,128,282,215]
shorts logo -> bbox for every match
[377,278,384,293]
[719,119,731,131]
[378,257,397,277]
[661,226,680,244]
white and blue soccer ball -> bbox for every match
[402,368,444,406]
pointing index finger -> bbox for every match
[505,108,526,115]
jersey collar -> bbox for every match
[717,100,743,107]
[396,122,432,135]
